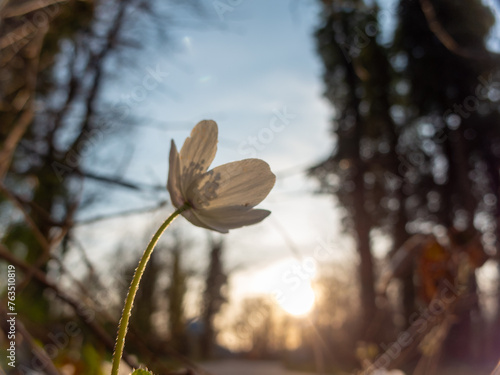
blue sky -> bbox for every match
[128,0,333,175]
[71,0,352,324]
[72,0,500,328]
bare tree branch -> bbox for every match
[0,24,47,180]
[1,0,66,18]
[0,108,34,180]
[79,169,165,191]
[419,0,500,62]
[75,200,169,226]
[63,0,135,162]
[0,183,51,250]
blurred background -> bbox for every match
[1,0,500,374]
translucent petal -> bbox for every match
[167,140,185,208]
[194,207,271,233]
[181,209,216,231]
[187,159,276,210]
[179,120,218,193]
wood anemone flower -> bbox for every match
[167,120,276,233]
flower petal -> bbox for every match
[167,140,185,208]
[187,159,276,210]
[180,209,216,231]
[194,207,271,233]
[179,120,218,193]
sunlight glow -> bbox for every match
[277,282,316,317]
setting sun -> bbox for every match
[277,282,316,317]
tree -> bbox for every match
[311,0,500,369]
[0,0,203,371]
[311,1,392,337]
[392,0,499,362]
[167,244,189,355]
[200,238,227,359]
[232,297,281,358]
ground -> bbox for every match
[200,360,498,375]
[201,360,316,375]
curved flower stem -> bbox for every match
[111,204,189,375]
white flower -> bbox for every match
[167,120,276,233]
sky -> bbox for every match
[70,0,500,339]
[69,0,355,326]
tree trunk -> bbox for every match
[353,171,376,333]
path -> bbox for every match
[201,360,316,375]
